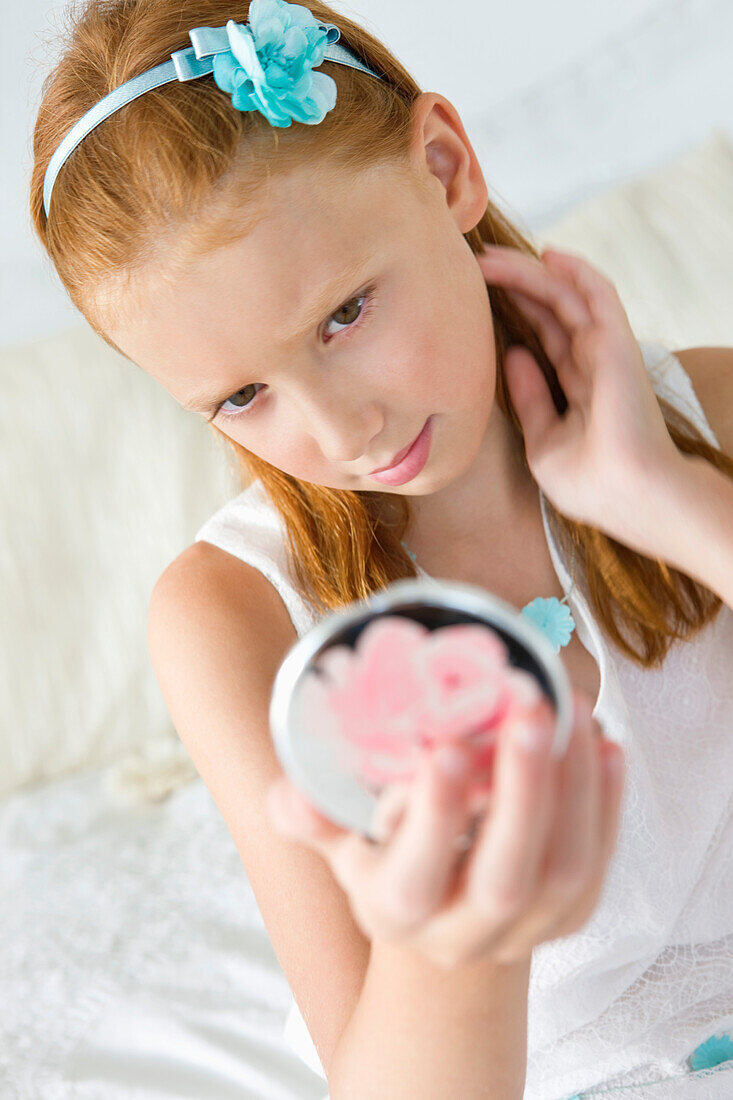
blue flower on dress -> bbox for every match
[212,0,339,127]
[687,1030,733,1071]
[557,1034,733,1099]
[521,596,576,653]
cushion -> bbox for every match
[0,327,238,795]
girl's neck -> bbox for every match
[403,404,540,556]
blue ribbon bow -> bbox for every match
[172,1,342,131]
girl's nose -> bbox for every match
[298,389,383,465]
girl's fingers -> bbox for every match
[474,694,597,958]
[497,285,571,367]
[464,708,557,920]
[541,249,623,329]
[366,745,476,931]
[539,739,625,941]
[478,246,593,338]
[369,781,410,844]
[495,285,587,408]
[536,699,599,903]
[409,707,557,964]
[597,745,626,864]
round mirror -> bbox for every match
[269,577,573,840]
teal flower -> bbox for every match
[557,1033,733,1099]
[687,1030,733,1071]
[212,0,339,127]
[521,596,576,653]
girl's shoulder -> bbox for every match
[665,344,733,454]
[638,340,723,451]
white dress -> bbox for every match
[195,342,733,1099]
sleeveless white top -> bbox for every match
[195,342,733,1099]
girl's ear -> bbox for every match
[409,92,489,233]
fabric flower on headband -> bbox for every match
[212,0,339,126]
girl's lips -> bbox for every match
[369,431,419,474]
[369,417,433,486]
[367,431,413,475]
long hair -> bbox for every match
[31,0,733,667]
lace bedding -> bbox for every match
[0,763,328,1099]
[2,759,730,1098]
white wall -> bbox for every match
[5,0,733,347]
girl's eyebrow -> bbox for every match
[182,252,378,414]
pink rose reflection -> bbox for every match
[299,615,545,794]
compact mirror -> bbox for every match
[269,577,573,841]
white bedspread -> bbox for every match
[1,763,328,1099]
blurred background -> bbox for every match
[2,1,733,1097]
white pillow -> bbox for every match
[0,326,238,796]
[1,132,732,797]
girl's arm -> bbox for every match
[655,345,733,612]
[330,943,531,1099]
[147,547,372,1081]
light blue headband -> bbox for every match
[43,0,385,217]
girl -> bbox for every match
[31,1,733,1097]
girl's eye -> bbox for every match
[215,382,265,420]
[214,289,375,421]
[323,293,368,338]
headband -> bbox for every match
[43,0,385,217]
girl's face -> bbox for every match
[109,143,500,499]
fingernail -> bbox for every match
[434,744,470,778]
[511,718,552,752]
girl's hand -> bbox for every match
[477,244,682,543]
[265,689,625,970]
